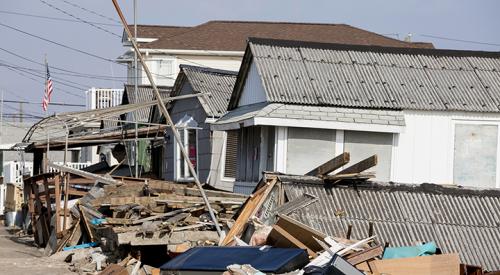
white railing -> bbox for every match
[86,88,124,110]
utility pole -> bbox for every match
[0,90,3,143]
[133,0,139,178]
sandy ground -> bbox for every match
[0,226,74,274]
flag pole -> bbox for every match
[44,54,50,173]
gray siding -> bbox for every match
[164,82,209,182]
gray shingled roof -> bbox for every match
[173,65,237,118]
[278,175,500,271]
[213,102,404,130]
[123,84,172,122]
[228,38,500,112]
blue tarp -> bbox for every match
[382,242,437,259]
[160,246,309,273]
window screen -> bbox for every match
[343,131,393,181]
[454,124,498,188]
[286,127,336,175]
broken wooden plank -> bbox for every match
[270,224,317,258]
[275,193,317,216]
[335,155,377,175]
[49,162,121,185]
[221,178,277,245]
[306,152,350,176]
[267,214,325,253]
[370,253,460,275]
[346,245,383,265]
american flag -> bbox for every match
[42,62,53,112]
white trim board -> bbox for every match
[212,117,404,133]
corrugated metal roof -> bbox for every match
[179,65,237,117]
[280,176,500,271]
[123,84,172,123]
[234,39,500,112]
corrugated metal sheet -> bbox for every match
[282,178,500,271]
[248,41,500,112]
[123,85,171,123]
[181,65,237,117]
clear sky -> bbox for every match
[1,0,499,120]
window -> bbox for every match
[223,130,238,179]
[286,127,336,175]
[174,115,198,181]
[453,123,498,188]
[344,131,393,181]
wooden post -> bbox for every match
[62,173,70,233]
[43,177,51,221]
[54,174,61,235]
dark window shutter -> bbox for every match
[224,130,238,178]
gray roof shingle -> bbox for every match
[278,174,500,271]
[173,65,237,118]
[123,84,172,123]
[228,38,500,112]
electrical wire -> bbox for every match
[39,0,122,38]
[56,0,121,24]
[420,34,500,47]
[0,10,121,26]
[2,66,85,99]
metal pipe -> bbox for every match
[111,0,222,236]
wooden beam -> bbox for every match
[49,162,120,185]
[306,152,350,176]
[335,155,378,175]
[271,224,317,258]
[54,175,61,235]
[346,245,383,265]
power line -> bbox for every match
[0,10,121,26]
[2,66,85,99]
[4,64,88,91]
[56,0,121,24]
[3,99,85,107]
[420,34,500,47]
[0,22,177,80]
[0,21,118,64]
[39,0,121,38]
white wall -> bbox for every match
[136,53,242,87]
[392,110,500,187]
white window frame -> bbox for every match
[450,119,500,188]
[220,131,236,182]
[174,128,199,182]
[173,114,200,182]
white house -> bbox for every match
[117,21,433,87]
[212,38,500,193]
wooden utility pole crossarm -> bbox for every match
[111,0,222,236]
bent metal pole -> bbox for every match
[111,0,222,236]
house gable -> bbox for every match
[237,61,267,108]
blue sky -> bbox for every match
[1,0,499,118]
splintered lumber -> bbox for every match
[49,162,121,185]
[112,0,222,236]
[335,155,377,175]
[306,152,350,176]
[346,245,383,265]
[369,253,460,275]
[271,224,317,258]
[267,214,325,253]
[221,177,277,245]
[323,172,375,181]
